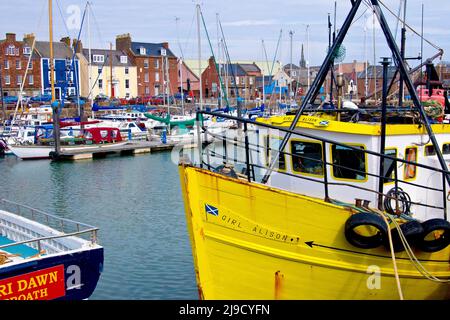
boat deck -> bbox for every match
[0,235,39,259]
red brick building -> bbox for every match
[116,34,178,97]
[202,56,262,99]
[0,33,41,97]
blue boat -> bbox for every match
[0,199,103,300]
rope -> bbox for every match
[377,211,404,300]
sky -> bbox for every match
[1,0,449,69]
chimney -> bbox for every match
[116,33,132,52]
[72,39,83,53]
[6,33,16,42]
[162,42,169,49]
[23,33,35,46]
[60,36,71,47]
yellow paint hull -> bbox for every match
[179,165,450,300]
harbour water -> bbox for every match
[0,153,198,300]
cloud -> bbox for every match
[221,19,279,27]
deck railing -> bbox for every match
[194,111,449,220]
[0,199,99,255]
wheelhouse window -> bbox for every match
[331,144,367,181]
[382,148,397,184]
[265,136,286,171]
[443,143,450,155]
[404,147,417,180]
[291,140,323,176]
[425,145,436,156]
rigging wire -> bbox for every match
[55,0,74,40]
[374,0,442,51]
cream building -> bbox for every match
[77,48,137,99]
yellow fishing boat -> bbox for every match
[179,0,450,300]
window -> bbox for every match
[144,59,149,68]
[291,71,297,77]
[154,59,159,69]
[98,67,102,74]
[236,76,240,85]
[145,87,150,95]
[144,73,149,83]
[425,145,436,156]
[139,47,146,55]
[4,60,9,69]
[125,67,129,75]
[16,60,21,70]
[5,75,10,85]
[291,140,323,176]
[126,93,130,98]
[265,136,286,171]
[98,79,103,89]
[120,56,128,64]
[443,143,450,155]
[17,75,22,85]
[28,75,34,85]
[331,144,367,181]
[125,79,129,89]
[28,61,33,70]
[404,147,417,180]
[93,55,104,63]
[23,47,32,55]
[382,148,397,184]
[6,45,16,55]
[155,72,159,82]
[249,77,254,85]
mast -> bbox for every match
[372,9,377,102]
[262,40,265,106]
[398,0,407,106]
[110,42,114,98]
[289,30,293,103]
[87,1,92,106]
[49,0,55,102]
[364,14,368,98]
[49,0,60,157]
[306,24,310,92]
[0,66,4,122]
[197,4,203,111]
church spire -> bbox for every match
[300,44,306,68]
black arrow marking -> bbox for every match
[304,241,448,262]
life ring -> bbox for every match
[344,212,388,249]
[416,218,450,252]
[386,220,424,252]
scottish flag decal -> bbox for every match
[205,204,219,216]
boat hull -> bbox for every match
[9,142,128,160]
[0,247,103,300]
[179,165,450,300]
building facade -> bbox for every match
[201,57,262,100]
[0,33,42,97]
[25,35,80,100]
[76,43,137,99]
[116,34,178,97]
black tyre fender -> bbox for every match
[344,213,388,249]
[417,218,450,253]
[385,220,424,252]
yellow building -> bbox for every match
[77,48,137,99]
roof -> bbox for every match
[239,63,261,73]
[357,65,396,79]
[283,63,301,70]
[130,42,176,57]
[34,41,74,59]
[184,59,282,77]
[82,49,133,66]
